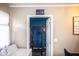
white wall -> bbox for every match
[10,6,79,55]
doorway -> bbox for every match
[26,15,53,56]
[30,17,48,56]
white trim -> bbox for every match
[26,15,30,49]
[27,15,53,18]
[50,15,53,56]
[10,4,79,7]
[26,15,53,56]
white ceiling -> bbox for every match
[9,3,79,7]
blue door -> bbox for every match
[33,29,42,48]
[30,17,48,48]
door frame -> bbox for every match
[26,15,53,56]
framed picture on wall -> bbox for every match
[36,9,44,15]
[73,16,79,35]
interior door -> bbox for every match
[46,17,51,56]
[27,15,53,56]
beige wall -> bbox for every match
[0,4,9,14]
[10,6,79,56]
